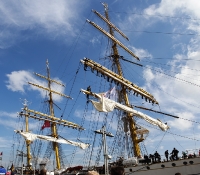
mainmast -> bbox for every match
[102,3,142,157]
[84,4,159,157]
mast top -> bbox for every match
[101,2,108,10]
[46,59,49,68]
[20,98,30,107]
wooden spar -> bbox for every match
[92,10,129,41]
[86,19,140,61]
[19,109,84,130]
[133,105,179,118]
[28,82,72,99]
[81,58,158,104]
[34,72,65,87]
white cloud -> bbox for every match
[0,137,12,148]
[0,119,19,130]
[144,0,200,36]
[0,111,16,118]
[167,112,195,131]
[130,1,200,132]
[90,36,101,45]
[6,70,66,102]
[129,46,152,59]
[144,0,200,20]
[0,0,86,48]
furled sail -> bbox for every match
[14,130,89,149]
[81,89,169,131]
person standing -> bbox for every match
[171,148,179,160]
[154,151,160,162]
[165,150,169,161]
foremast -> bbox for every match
[19,60,84,170]
[85,4,158,157]
[47,60,60,169]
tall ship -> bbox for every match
[11,3,200,175]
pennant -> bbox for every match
[10,163,14,171]
[104,86,117,100]
[41,121,51,130]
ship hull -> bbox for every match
[124,157,200,175]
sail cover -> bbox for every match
[83,91,169,131]
[14,130,89,149]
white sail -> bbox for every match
[14,130,89,149]
[81,90,169,131]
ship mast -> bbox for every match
[23,99,32,168]
[102,3,142,157]
[84,4,157,157]
[46,60,61,169]
[18,60,85,170]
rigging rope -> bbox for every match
[69,98,87,166]
[152,131,167,153]
[146,66,200,88]
[61,63,81,121]
[138,121,200,142]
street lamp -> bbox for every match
[95,126,114,175]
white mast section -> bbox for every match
[81,89,169,131]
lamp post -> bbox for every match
[95,126,114,175]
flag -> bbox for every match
[10,163,14,171]
[41,121,50,130]
[104,86,117,100]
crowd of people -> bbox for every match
[143,148,180,164]
[143,147,199,164]
[165,148,179,161]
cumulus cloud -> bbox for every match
[89,36,101,45]
[0,111,16,118]
[0,119,19,130]
[0,137,12,148]
[134,1,200,130]
[0,0,85,49]
[6,70,66,102]
[129,46,152,59]
[167,112,195,131]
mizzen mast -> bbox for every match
[85,3,157,157]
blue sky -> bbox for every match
[1,0,200,170]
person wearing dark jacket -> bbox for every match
[165,150,169,161]
[171,148,179,160]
